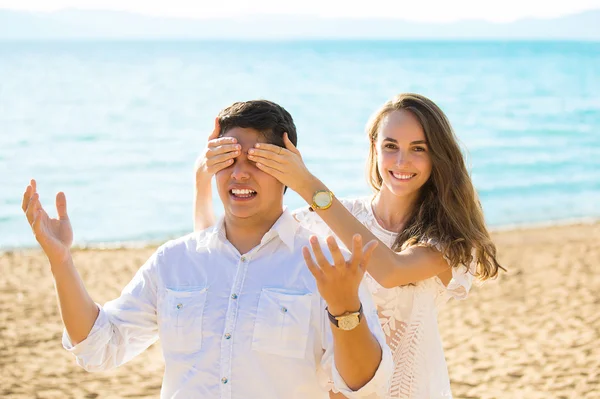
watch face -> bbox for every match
[338,315,360,331]
[314,191,332,208]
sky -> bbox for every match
[0,0,599,22]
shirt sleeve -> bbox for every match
[318,279,393,397]
[62,248,161,372]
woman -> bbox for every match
[194,93,503,398]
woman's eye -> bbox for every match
[413,146,426,152]
[384,144,397,149]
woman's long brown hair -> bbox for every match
[366,93,504,280]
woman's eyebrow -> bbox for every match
[382,137,428,145]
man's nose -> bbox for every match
[230,157,251,181]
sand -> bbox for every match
[1,222,599,399]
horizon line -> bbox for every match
[1,6,599,25]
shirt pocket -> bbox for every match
[252,288,313,359]
[158,287,208,354]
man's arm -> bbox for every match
[62,253,160,371]
[326,282,392,397]
[23,180,159,371]
[305,235,392,396]
[22,179,99,343]
[52,257,100,344]
[328,297,383,391]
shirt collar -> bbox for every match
[200,207,299,253]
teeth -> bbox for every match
[231,189,256,195]
[392,172,415,180]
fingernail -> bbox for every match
[255,144,260,148]
[248,149,254,154]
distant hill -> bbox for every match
[0,8,599,40]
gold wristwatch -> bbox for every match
[327,304,363,331]
[309,190,334,212]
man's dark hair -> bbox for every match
[217,100,297,148]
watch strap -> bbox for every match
[326,303,363,327]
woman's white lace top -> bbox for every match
[294,197,474,399]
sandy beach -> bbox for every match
[1,222,598,399]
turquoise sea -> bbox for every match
[1,40,599,249]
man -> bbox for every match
[22,100,392,398]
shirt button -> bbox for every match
[224,333,231,339]
[281,306,288,313]
[231,293,238,300]
[240,256,247,262]
[221,377,228,384]
[176,303,183,310]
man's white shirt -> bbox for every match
[63,209,393,398]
